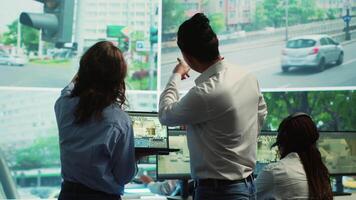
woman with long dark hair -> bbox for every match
[256,113,333,200]
[55,41,136,200]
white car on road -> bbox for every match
[281,35,344,72]
[0,53,28,66]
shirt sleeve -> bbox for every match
[256,167,274,200]
[111,124,137,185]
[54,82,75,124]
[147,180,179,196]
[159,73,211,126]
[257,83,267,132]
[61,82,75,97]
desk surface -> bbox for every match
[122,194,356,200]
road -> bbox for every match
[0,61,77,88]
[1,41,355,90]
[160,41,356,91]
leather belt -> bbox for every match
[195,175,254,187]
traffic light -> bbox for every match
[119,37,130,52]
[150,26,158,44]
[19,0,74,47]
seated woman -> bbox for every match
[256,112,333,200]
[55,41,138,200]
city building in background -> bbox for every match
[75,0,159,55]
[316,0,356,14]
[176,0,256,31]
[1,0,356,198]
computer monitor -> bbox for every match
[255,132,278,175]
[156,130,191,180]
[256,131,356,176]
[127,112,168,149]
[318,132,356,175]
[157,130,278,179]
[157,130,356,179]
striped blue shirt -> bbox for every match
[54,83,136,195]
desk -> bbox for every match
[335,194,356,200]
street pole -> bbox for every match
[149,1,155,90]
[285,0,289,41]
[38,30,43,59]
[345,7,351,41]
[17,19,21,55]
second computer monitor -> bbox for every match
[256,131,356,176]
[128,112,168,149]
[255,132,278,175]
[157,129,191,179]
[157,130,356,178]
[318,132,356,175]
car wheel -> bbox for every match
[317,58,325,72]
[336,52,344,65]
[282,66,289,73]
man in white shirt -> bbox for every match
[159,13,267,200]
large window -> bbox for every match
[1,0,356,198]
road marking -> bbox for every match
[245,58,280,73]
[342,58,356,66]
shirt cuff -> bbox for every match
[169,73,181,84]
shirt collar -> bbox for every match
[194,60,225,85]
[285,152,300,159]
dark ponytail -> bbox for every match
[274,114,333,200]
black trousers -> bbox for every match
[58,181,121,200]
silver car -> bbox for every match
[281,35,344,72]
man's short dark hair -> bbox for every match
[177,13,220,62]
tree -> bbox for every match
[1,19,39,52]
[259,0,326,28]
[162,0,186,34]
[326,8,339,20]
[208,13,226,34]
[263,91,356,132]
[263,0,285,27]
[14,134,60,169]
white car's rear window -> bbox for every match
[287,39,316,48]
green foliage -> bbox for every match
[14,134,60,169]
[126,75,157,91]
[326,8,339,20]
[246,3,269,31]
[30,58,70,66]
[263,91,356,132]
[162,0,186,33]
[131,31,145,41]
[263,0,285,27]
[1,20,39,51]
[249,0,328,31]
[208,13,226,34]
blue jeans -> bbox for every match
[194,179,256,200]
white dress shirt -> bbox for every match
[159,60,267,180]
[256,152,309,200]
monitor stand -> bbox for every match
[166,180,191,200]
[333,175,351,196]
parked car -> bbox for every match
[0,53,28,66]
[281,35,344,72]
